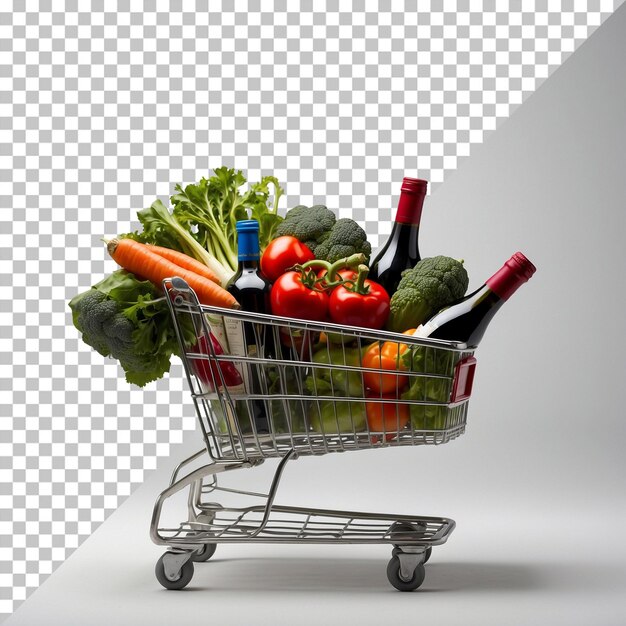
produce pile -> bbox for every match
[70,167,470,437]
[70,169,281,383]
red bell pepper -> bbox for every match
[190,332,243,390]
[328,264,390,330]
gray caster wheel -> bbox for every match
[191,542,216,563]
[187,511,218,562]
[155,553,194,590]
[390,521,432,566]
[386,556,426,592]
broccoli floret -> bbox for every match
[386,256,469,333]
[69,287,168,386]
[274,205,336,254]
[70,291,117,357]
[68,269,194,387]
[106,334,133,357]
[273,206,371,263]
[74,291,118,335]
[117,350,171,385]
[102,315,135,342]
[313,218,372,263]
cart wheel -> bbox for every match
[386,556,426,592]
[185,530,217,562]
[423,546,432,564]
[191,542,217,563]
[155,553,194,590]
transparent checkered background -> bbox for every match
[0,0,619,616]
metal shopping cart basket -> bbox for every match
[151,277,478,591]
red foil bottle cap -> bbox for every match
[401,177,428,195]
[486,252,537,300]
[396,177,428,224]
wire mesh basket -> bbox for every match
[165,277,477,463]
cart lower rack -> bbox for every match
[151,278,478,591]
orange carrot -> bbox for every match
[107,239,240,309]
[145,244,222,285]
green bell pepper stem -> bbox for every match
[340,264,370,295]
[297,253,366,290]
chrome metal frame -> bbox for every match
[151,277,476,591]
[163,277,475,463]
[151,448,455,548]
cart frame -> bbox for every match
[150,277,477,591]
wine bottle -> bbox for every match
[368,177,428,295]
[414,252,536,346]
[223,220,274,434]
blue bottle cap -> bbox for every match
[236,220,260,233]
[236,220,260,260]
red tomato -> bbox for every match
[270,271,329,321]
[261,237,315,282]
[366,392,409,443]
[329,279,390,330]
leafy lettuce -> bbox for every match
[171,167,284,274]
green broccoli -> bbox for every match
[70,290,118,357]
[68,270,196,387]
[274,205,337,254]
[313,218,371,263]
[274,205,371,263]
[70,287,170,386]
[386,256,469,333]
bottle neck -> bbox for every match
[485,254,535,301]
[238,259,260,270]
[394,189,426,225]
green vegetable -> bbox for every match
[305,347,364,397]
[400,346,455,430]
[308,400,367,434]
[386,256,469,333]
[402,343,455,375]
[404,402,449,431]
[401,377,451,430]
[274,205,336,253]
[69,270,195,387]
[123,199,233,287]
[213,367,309,436]
[171,167,284,274]
[304,346,366,434]
[314,218,371,264]
[274,205,371,263]
[123,168,284,286]
[267,366,308,434]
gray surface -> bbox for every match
[3,431,626,626]
[5,4,626,626]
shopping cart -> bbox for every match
[151,277,477,591]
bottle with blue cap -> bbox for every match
[226,219,273,310]
[223,219,274,433]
